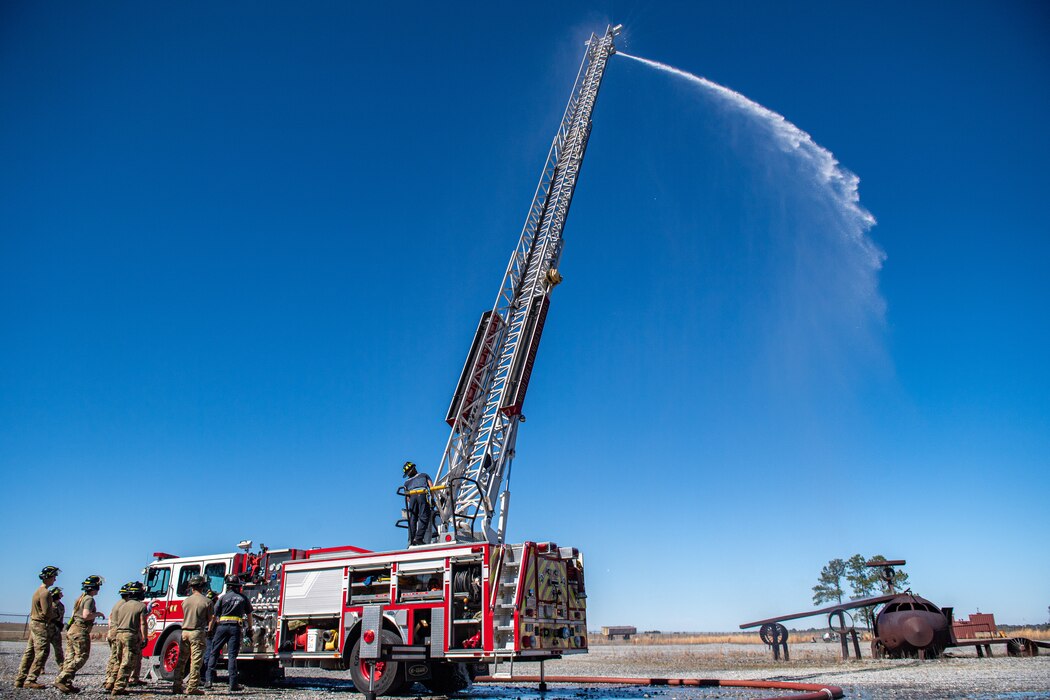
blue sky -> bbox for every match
[2,2,1047,631]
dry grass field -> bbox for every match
[588,628,1050,645]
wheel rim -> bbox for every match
[163,640,179,673]
[360,659,387,681]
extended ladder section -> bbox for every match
[434,25,621,545]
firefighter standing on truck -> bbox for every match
[110,581,148,696]
[403,460,434,546]
[205,575,253,692]
[47,587,66,667]
[55,574,105,694]
[14,565,60,690]
[172,575,212,695]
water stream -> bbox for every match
[617,51,883,277]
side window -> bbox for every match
[176,565,201,597]
[145,567,170,599]
[204,563,226,595]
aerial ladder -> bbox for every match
[430,25,621,545]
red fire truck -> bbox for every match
[141,24,620,694]
[143,540,586,692]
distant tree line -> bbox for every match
[812,554,909,629]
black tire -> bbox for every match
[423,661,471,694]
[350,630,405,696]
[156,629,187,682]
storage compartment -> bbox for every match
[348,566,391,605]
[280,617,340,653]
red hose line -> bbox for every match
[474,675,843,700]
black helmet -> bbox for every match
[118,582,131,597]
[49,586,63,599]
[124,581,145,600]
[403,460,416,475]
[224,574,243,588]
[81,575,104,591]
[187,574,207,589]
[39,566,61,580]
[205,589,217,601]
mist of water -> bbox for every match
[617,51,885,305]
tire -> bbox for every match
[424,661,471,694]
[156,630,186,682]
[350,630,405,696]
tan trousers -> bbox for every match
[106,630,145,688]
[103,635,119,689]
[15,620,50,684]
[47,624,65,665]
[112,630,142,692]
[173,629,208,691]
[56,624,91,685]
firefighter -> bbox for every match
[205,575,253,691]
[55,574,105,694]
[47,587,66,668]
[403,460,434,546]
[172,575,212,695]
[14,565,60,690]
[102,583,130,692]
[110,581,148,696]
[203,589,218,667]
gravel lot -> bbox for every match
[2,641,1048,700]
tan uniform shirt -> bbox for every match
[50,599,65,627]
[181,592,213,631]
[30,585,50,622]
[108,599,127,640]
[71,593,97,628]
[111,599,147,633]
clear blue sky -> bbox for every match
[2,2,1047,631]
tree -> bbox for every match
[867,554,910,594]
[844,554,877,629]
[845,554,910,629]
[812,558,846,606]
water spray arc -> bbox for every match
[616,51,884,277]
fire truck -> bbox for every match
[141,24,620,694]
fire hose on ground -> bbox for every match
[474,675,844,700]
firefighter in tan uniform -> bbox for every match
[55,574,105,693]
[47,587,66,667]
[172,575,213,695]
[110,581,148,696]
[14,565,60,689]
[103,584,130,692]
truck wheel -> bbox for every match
[424,661,471,694]
[156,630,184,681]
[350,630,405,696]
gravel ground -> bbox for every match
[2,641,1048,700]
